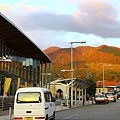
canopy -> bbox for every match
[0,12,51,63]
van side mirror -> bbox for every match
[51,97,56,102]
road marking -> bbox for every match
[61,114,78,120]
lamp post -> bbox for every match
[61,69,74,107]
[102,64,111,93]
[69,41,86,108]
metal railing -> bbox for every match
[0,96,14,110]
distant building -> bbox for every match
[49,78,91,100]
[96,81,120,95]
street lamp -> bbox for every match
[61,69,75,107]
[69,41,86,108]
[102,64,111,93]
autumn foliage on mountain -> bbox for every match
[44,45,120,82]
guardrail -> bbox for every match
[0,96,14,110]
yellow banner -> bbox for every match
[4,78,12,96]
[17,78,20,89]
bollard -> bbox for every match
[9,107,12,120]
[54,103,56,111]
[61,102,63,110]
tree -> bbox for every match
[86,78,97,98]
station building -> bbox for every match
[0,12,52,96]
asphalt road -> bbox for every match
[56,100,120,120]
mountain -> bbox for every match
[44,46,61,54]
[44,45,120,82]
[97,45,120,56]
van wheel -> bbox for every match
[51,111,55,120]
[45,114,48,120]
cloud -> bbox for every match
[72,0,120,37]
[17,4,48,13]
[24,29,70,50]
[0,4,12,11]
[1,0,120,50]
[14,1,120,38]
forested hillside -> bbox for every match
[44,45,120,82]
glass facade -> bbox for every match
[0,43,51,96]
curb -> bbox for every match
[55,102,95,112]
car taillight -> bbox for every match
[14,117,23,120]
[35,117,45,119]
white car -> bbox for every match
[14,87,56,120]
[105,92,116,102]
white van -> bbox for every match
[13,87,56,120]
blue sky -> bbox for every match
[1,0,120,50]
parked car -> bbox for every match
[94,94,109,104]
[105,92,116,102]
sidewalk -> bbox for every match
[0,100,94,120]
[0,108,13,120]
[0,106,68,120]
[0,106,70,120]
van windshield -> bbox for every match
[17,92,42,103]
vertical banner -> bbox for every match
[17,78,20,89]
[4,78,12,96]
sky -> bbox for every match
[0,0,120,50]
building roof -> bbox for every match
[0,12,51,63]
[96,81,120,87]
